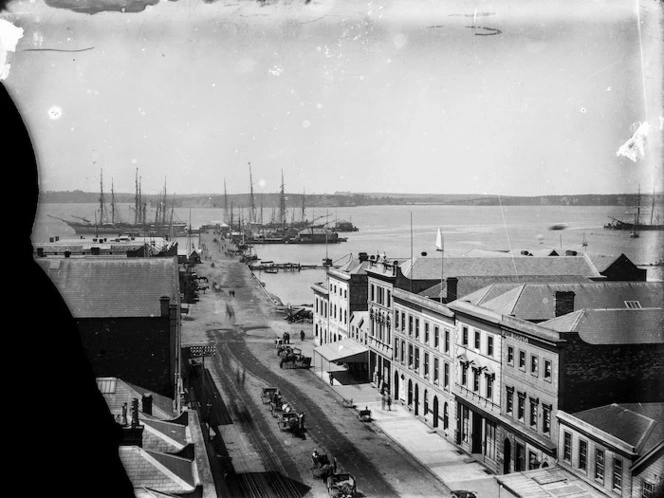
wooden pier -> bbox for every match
[248,262,322,272]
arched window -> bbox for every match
[443,402,449,430]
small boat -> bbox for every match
[548,223,568,231]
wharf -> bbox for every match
[248,262,322,272]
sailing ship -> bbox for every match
[604,187,664,232]
[51,169,189,239]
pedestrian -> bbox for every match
[387,395,392,411]
[280,358,284,369]
[300,330,305,341]
[329,373,334,386]
[381,393,386,410]
[298,412,305,430]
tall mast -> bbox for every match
[260,193,264,226]
[279,169,287,227]
[650,184,656,226]
[134,168,139,224]
[635,185,641,226]
[249,162,256,224]
[111,178,116,224]
[230,201,234,232]
[224,178,229,224]
[301,188,306,222]
[99,169,105,225]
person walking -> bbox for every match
[300,330,305,341]
[387,394,392,411]
[381,393,386,410]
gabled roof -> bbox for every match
[142,418,188,454]
[119,446,196,495]
[479,282,663,321]
[333,257,373,275]
[399,255,602,281]
[572,403,664,455]
[540,308,664,344]
[36,257,180,318]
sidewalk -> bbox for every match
[305,355,516,498]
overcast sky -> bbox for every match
[2,0,662,196]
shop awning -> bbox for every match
[314,339,369,363]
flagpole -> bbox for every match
[410,212,414,293]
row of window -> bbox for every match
[459,362,495,400]
[329,283,347,299]
[395,309,452,353]
[394,338,451,389]
[507,346,552,381]
[314,297,348,324]
[505,386,552,436]
[460,325,495,358]
[370,283,391,307]
[562,433,623,493]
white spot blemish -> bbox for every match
[580,107,587,113]
[607,87,611,91]
[212,83,216,87]
[268,65,283,76]
[258,179,266,188]
[48,106,62,120]
[393,33,407,49]
[316,103,322,109]
[302,120,311,129]
[131,159,137,164]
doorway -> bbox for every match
[503,439,512,474]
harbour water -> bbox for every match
[33,203,664,306]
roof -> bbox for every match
[478,281,663,321]
[119,446,196,495]
[540,308,664,344]
[333,257,373,275]
[36,257,180,318]
[98,377,175,420]
[399,255,602,281]
[571,403,664,455]
[314,339,369,363]
[142,418,188,454]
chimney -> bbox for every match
[555,291,575,317]
[36,247,44,257]
[565,250,578,256]
[446,277,458,303]
[64,251,71,258]
[160,296,170,317]
[119,399,144,447]
[121,403,128,426]
[358,252,368,262]
[90,246,100,255]
[131,398,140,428]
[141,394,153,415]
[421,251,428,257]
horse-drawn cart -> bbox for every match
[326,473,357,498]
[311,453,334,481]
[357,407,372,422]
[261,387,279,405]
[277,411,300,434]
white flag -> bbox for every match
[435,227,444,252]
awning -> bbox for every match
[314,339,369,363]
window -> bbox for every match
[519,350,526,370]
[409,315,413,335]
[624,300,641,309]
[642,481,655,498]
[543,405,551,435]
[415,318,420,339]
[487,336,494,357]
[486,374,493,399]
[444,329,450,353]
[394,338,399,359]
[461,363,468,386]
[434,326,440,348]
[434,358,439,383]
[401,312,406,331]
[517,393,525,422]
[386,290,391,307]
[473,368,480,392]
[474,330,480,349]
[563,432,572,462]
[414,347,420,372]
[529,399,538,429]
[424,322,430,344]
[531,355,539,376]
[507,346,514,366]
[462,326,468,346]
[506,387,514,415]
[395,311,400,330]
[444,362,450,389]
[528,451,539,470]
[400,341,405,362]
[424,352,429,378]
[578,440,587,472]
[544,360,552,381]
[408,344,413,367]
[595,449,604,482]
[612,457,622,492]
[370,284,375,302]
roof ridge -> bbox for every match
[142,421,186,450]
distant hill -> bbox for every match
[39,191,663,208]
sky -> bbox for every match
[1,0,662,196]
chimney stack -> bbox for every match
[555,291,575,317]
[121,403,128,426]
[358,252,368,262]
[160,296,170,317]
[142,394,153,415]
[446,277,458,303]
[131,398,140,428]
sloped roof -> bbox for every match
[36,257,179,318]
[572,403,664,454]
[399,256,601,280]
[119,446,195,495]
[540,308,664,344]
[334,257,373,275]
[142,419,188,454]
[479,282,663,321]
[98,377,175,420]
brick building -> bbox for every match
[37,257,182,404]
